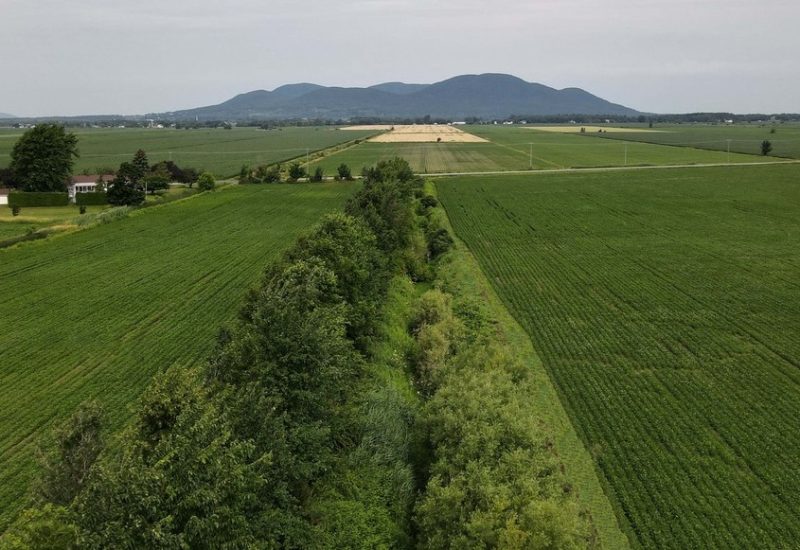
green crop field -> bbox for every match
[465,125,777,168]
[587,123,800,159]
[307,125,772,175]
[437,164,800,548]
[0,182,355,529]
[0,126,377,177]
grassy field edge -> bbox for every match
[430,179,631,549]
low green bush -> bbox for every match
[8,192,69,208]
[75,192,108,206]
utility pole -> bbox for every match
[529,143,533,169]
[624,143,628,166]
[726,139,732,164]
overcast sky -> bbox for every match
[1,0,797,116]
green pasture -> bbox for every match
[0,182,355,529]
[588,123,800,159]
[0,126,377,177]
[437,164,800,548]
[307,125,771,175]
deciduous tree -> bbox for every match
[10,124,79,192]
[197,172,216,191]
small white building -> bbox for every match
[0,188,9,206]
[69,175,114,202]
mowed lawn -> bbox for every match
[0,182,355,529]
[308,125,770,175]
[0,126,377,177]
[437,164,800,548]
[588,123,800,159]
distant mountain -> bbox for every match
[369,82,430,95]
[159,73,640,121]
[0,112,15,119]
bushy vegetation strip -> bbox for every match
[408,196,594,549]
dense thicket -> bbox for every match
[407,193,593,549]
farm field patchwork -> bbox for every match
[307,125,773,175]
[0,126,377,177]
[367,124,488,142]
[437,164,800,548]
[588,123,800,159]
[0,182,355,529]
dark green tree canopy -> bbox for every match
[10,124,79,192]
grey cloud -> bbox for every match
[0,0,797,116]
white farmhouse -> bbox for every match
[68,175,114,202]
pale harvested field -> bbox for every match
[368,124,488,143]
[340,125,395,131]
[526,125,666,134]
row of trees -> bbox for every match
[239,162,354,184]
[104,150,212,206]
[1,158,423,548]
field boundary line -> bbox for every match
[426,159,799,177]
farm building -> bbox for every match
[69,175,113,202]
[0,188,8,206]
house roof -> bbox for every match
[71,174,114,184]
[0,188,9,196]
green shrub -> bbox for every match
[8,192,69,208]
[287,163,306,182]
[426,227,454,259]
[415,344,590,549]
[420,194,438,210]
[11,205,20,216]
[196,172,216,191]
[75,192,108,206]
[336,163,353,181]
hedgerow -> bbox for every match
[409,190,594,549]
[2,158,591,549]
[74,192,107,206]
[8,192,69,208]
